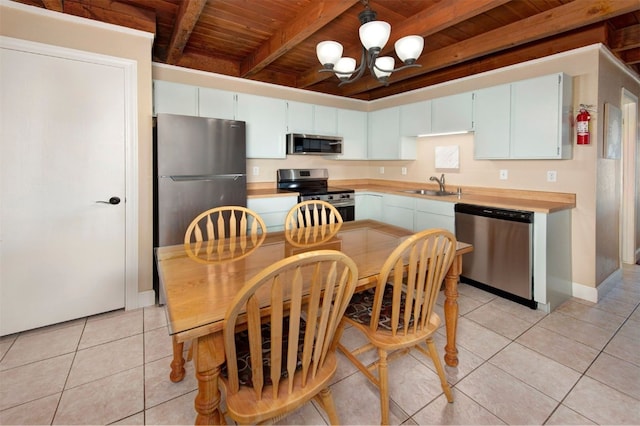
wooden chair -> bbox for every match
[336,228,456,425]
[285,220,343,248]
[284,200,343,230]
[170,206,267,382]
[183,206,267,263]
[220,250,358,425]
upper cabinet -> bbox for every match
[286,102,338,136]
[286,101,314,134]
[236,93,287,159]
[399,93,472,137]
[400,100,432,136]
[153,80,198,116]
[431,92,474,134]
[199,87,235,120]
[314,105,338,135]
[510,73,572,159]
[368,107,416,160]
[473,73,573,160]
[336,108,368,160]
[473,84,511,159]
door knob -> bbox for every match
[96,196,121,205]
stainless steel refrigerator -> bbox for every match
[154,113,246,302]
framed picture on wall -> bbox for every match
[604,102,622,160]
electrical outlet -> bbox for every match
[379,166,385,174]
[252,166,259,176]
[547,170,557,182]
[401,167,407,175]
[499,169,508,180]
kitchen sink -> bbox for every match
[403,189,457,196]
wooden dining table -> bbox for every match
[156,219,472,424]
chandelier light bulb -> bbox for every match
[316,41,343,68]
[395,35,424,64]
[359,20,391,52]
[334,57,356,79]
[374,56,394,79]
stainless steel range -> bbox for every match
[277,168,355,221]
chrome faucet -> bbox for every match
[430,174,446,192]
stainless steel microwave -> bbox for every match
[286,133,343,155]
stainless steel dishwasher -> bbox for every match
[454,203,536,309]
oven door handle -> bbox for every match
[329,201,355,208]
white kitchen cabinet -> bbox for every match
[355,192,383,221]
[336,108,368,160]
[511,73,572,159]
[286,101,314,134]
[381,194,415,231]
[473,73,572,160]
[473,84,511,159]
[247,195,298,232]
[236,93,287,159]
[533,210,572,312]
[314,105,338,135]
[431,92,474,134]
[400,100,432,136]
[414,198,455,233]
[368,107,416,160]
[153,80,198,117]
[198,87,236,120]
[286,102,337,135]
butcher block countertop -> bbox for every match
[248,179,576,214]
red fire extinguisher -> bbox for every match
[576,106,591,145]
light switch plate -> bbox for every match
[499,169,508,180]
[547,170,557,182]
[401,167,407,175]
[252,166,259,176]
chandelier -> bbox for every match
[316,0,424,86]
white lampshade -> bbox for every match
[359,21,391,51]
[374,56,394,78]
[334,57,356,78]
[394,35,424,63]
[316,41,343,67]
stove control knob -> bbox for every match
[328,195,333,200]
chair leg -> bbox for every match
[315,387,340,425]
[426,338,453,403]
[377,348,390,425]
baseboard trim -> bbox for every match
[138,290,156,308]
[572,269,622,303]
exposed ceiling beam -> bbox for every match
[174,51,240,76]
[62,0,156,35]
[621,47,640,65]
[240,0,359,78]
[166,0,207,64]
[365,24,609,100]
[42,0,62,12]
[340,0,640,96]
[298,0,510,89]
[610,23,640,51]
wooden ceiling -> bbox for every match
[13,0,640,100]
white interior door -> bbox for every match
[0,42,127,335]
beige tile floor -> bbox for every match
[1,264,638,425]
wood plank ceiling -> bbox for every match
[13,0,640,100]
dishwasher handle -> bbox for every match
[454,203,533,223]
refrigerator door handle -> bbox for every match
[162,174,246,182]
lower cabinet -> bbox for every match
[414,198,455,233]
[355,193,383,221]
[247,195,298,232]
[381,194,415,231]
